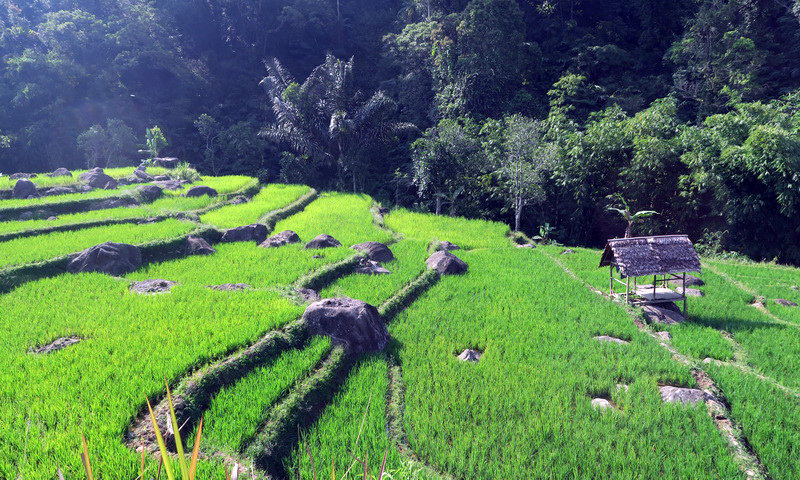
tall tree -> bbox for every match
[260,55,414,192]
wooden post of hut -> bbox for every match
[599,235,702,317]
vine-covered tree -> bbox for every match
[76,119,137,168]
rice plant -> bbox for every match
[200,184,310,229]
[384,208,510,249]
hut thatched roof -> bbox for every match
[599,235,701,278]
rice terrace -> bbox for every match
[0,164,796,480]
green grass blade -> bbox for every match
[147,397,176,480]
[164,379,190,479]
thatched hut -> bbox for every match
[599,235,701,315]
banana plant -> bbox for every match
[606,194,658,238]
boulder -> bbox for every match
[302,297,388,354]
[305,234,342,249]
[207,283,249,291]
[67,242,142,276]
[89,199,133,211]
[103,180,118,190]
[775,298,798,307]
[153,157,180,168]
[135,185,163,203]
[42,186,75,196]
[153,175,172,182]
[185,185,218,197]
[12,179,38,199]
[79,168,117,189]
[130,279,177,294]
[351,242,394,262]
[659,386,713,406]
[457,349,482,362]
[681,288,704,297]
[354,258,391,275]
[426,250,468,275]
[185,235,216,255]
[221,224,268,243]
[133,169,154,182]
[49,168,72,177]
[229,195,249,205]
[591,398,614,411]
[77,185,94,193]
[593,335,629,345]
[260,230,301,248]
[642,304,685,325]
[18,209,54,221]
[669,274,704,287]
[47,216,58,221]
[9,172,34,180]
[153,180,184,190]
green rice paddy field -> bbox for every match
[2,171,800,479]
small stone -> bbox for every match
[42,186,75,196]
[130,279,177,294]
[791,285,799,291]
[47,216,58,221]
[591,398,614,411]
[185,185,218,197]
[426,250,468,275]
[669,275,704,287]
[305,234,342,249]
[434,240,460,251]
[354,258,391,275]
[221,224,268,243]
[775,298,798,307]
[185,235,216,255]
[561,249,575,255]
[516,243,536,248]
[296,288,321,303]
[30,336,82,354]
[655,331,672,341]
[593,335,629,345]
[207,283,249,291]
[153,175,172,182]
[659,386,714,405]
[457,349,482,362]
[229,195,249,205]
[260,230,300,248]
[678,287,704,297]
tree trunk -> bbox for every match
[352,171,357,193]
[515,206,522,232]
[435,195,442,215]
[625,222,633,238]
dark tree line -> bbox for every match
[2,0,800,262]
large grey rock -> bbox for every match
[260,230,301,248]
[89,198,133,211]
[353,258,391,275]
[669,274,704,287]
[67,242,142,276]
[153,180,184,190]
[12,179,37,199]
[642,304,685,325]
[185,235,216,255]
[49,168,72,177]
[305,234,342,249]
[679,288,705,297]
[9,172,35,180]
[153,157,180,168]
[153,175,172,182]
[130,279,177,294]
[351,242,394,262]
[185,185,217,197]
[133,169,154,182]
[302,297,388,353]
[42,186,76,196]
[79,168,117,189]
[775,298,798,307]
[593,335,629,345]
[457,349,482,362]
[136,185,163,203]
[426,250,468,275]
[221,224,268,243]
[659,386,713,405]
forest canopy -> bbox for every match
[1,0,800,262]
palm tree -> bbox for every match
[606,194,659,238]
[260,55,415,191]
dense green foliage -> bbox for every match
[4,0,800,261]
